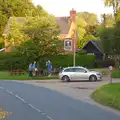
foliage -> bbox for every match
[104,0,120,22]
[92,83,120,110]
[94,59,115,68]
[6,17,29,48]
[0,52,95,70]
[38,54,95,69]
[11,16,62,59]
[76,12,99,48]
[0,37,4,48]
[0,52,29,70]
[100,23,120,65]
[101,14,115,27]
[78,34,99,48]
[0,0,47,36]
[0,106,12,120]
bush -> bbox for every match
[76,49,86,55]
[0,52,95,71]
[0,52,29,71]
[112,68,120,78]
[38,54,95,69]
[94,59,115,68]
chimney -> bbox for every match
[70,8,76,22]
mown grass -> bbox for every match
[112,68,120,78]
[91,83,120,110]
[0,71,58,80]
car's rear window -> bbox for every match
[64,68,74,72]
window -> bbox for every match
[64,68,74,72]
[74,68,86,72]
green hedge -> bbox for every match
[0,52,29,71]
[94,59,115,68]
[38,54,95,68]
[0,52,95,70]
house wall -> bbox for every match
[4,40,11,52]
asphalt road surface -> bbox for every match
[0,80,120,120]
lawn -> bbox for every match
[91,83,120,110]
[112,68,120,78]
[0,71,58,80]
[0,68,108,80]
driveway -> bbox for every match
[20,76,120,103]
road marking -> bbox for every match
[46,116,53,120]
[0,84,54,120]
[5,90,14,95]
[41,112,46,115]
[15,94,27,103]
[28,104,42,113]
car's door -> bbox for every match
[73,68,88,80]
[64,68,75,80]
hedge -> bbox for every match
[38,54,95,69]
[94,59,115,68]
[0,52,95,70]
[0,52,29,71]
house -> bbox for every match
[2,9,77,52]
[81,40,104,60]
[2,16,70,52]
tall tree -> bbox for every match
[0,0,47,37]
[100,23,120,65]
[104,0,120,21]
[76,12,99,48]
[101,14,115,27]
[7,16,62,60]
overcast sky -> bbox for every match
[33,0,113,19]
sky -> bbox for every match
[33,0,113,18]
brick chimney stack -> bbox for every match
[70,8,76,22]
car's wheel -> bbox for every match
[62,75,70,82]
[89,75,97,82]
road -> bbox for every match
[0,80,120,120]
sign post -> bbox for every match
[109,66,114,84]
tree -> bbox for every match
[101,14,115,27]
[0,0,47,37]
[76,12,99,48]
[6,17,29,47]
[11,16,62,61]
[100,23,120,65]
[104,0,120,21]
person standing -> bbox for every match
[32,61,38,76]
[47,60,52,77]
[29,62,33,77]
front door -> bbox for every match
[73,68,88,80]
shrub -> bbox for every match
[0,52,29,71]
[0,52,95,70]
[38,54,95,69]
[94,59,115,68]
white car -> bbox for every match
[59,66,102,82]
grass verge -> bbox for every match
[91,83,120,110]
[112,68,120,78]
[0,71,58,80]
